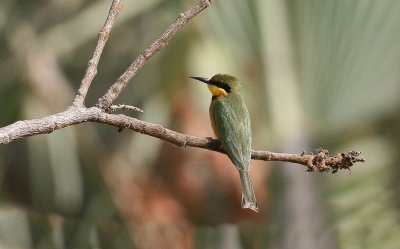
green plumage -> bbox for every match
[191,74,258,212]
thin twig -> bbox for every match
[96,0,213,110]
[73,0,122,107]
[109,104,144,113]
[0,107,365,172]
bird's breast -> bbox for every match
[209,97,220,137]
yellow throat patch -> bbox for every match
[208,85,228,97]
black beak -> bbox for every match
[190,76,210,84]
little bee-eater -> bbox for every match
[191,74,258,212]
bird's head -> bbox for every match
[190,74,240,97]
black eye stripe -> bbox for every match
[210,81,232,93]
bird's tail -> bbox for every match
[239,170,258,212]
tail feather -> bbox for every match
[239,170,258,212]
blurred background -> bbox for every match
[1,0,400,248]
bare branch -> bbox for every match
[0,107,365,172]
[0,0,365,174]
[109,104,144,113]
[251,149,365,173]
[73,0,122,107]
[96,0,213,110]
[0,107,98,144]
[92,112,365,173]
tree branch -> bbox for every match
[0,107,365,173]
[0,0,365,173]
[96,0,213,110]
[73,0,122,107]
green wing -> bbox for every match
[213,97,252,171]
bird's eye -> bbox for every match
[221,84,232,93]
[212,81,232,93]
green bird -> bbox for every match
[191,74,258,212]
